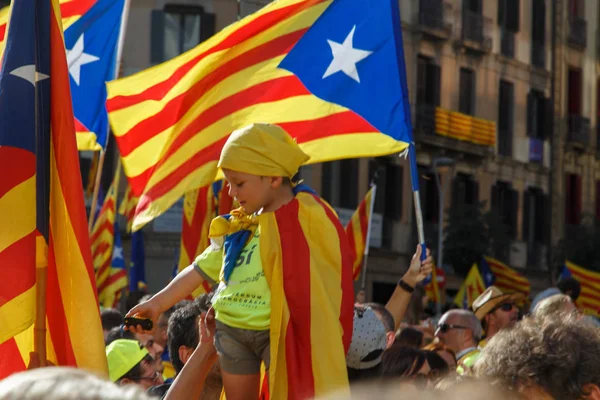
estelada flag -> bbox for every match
[454,264,486,309]
[0,0,106,378]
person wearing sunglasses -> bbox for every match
[106,339,165,391]
[434,309,482,375]
[472,286,525,349]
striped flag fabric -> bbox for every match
[118,184,138,232]
[454,264,486,309]
[482,256,530,296]
[98,222,127,308]
[561,261,600,317]
[91,165,120,292]
[345,186,375,280]
[258,188,353,398]
[0,0,106,378]
[105,0,408,232]
[424,264,445,305]
[214,180,235,215]
[178,185,215,297]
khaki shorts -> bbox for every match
[214,321,270,375]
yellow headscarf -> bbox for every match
[218,123,309,178]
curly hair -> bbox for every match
[474,313,600,399]
[532,294,574,320]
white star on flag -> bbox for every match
[66,34,99,86]
[322,25,373,83]
[112,246,124,261]
[9,65,49,86]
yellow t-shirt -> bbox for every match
[193,228,271,330]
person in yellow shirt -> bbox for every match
[126,123,358,400]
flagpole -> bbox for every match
[88,148,106,232]
[360,184,377,290]
[408,144,427,262]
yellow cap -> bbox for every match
[218,123,309,178]
[106,339,149,382]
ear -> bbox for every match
[270,176,284,188]
[584,384,600,399]
[118,378,132,386]
[385,331,395,350]
[179,345,195,365]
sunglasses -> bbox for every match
[435,323,470,335]
[493,303,516,313]
[133,370,161,384]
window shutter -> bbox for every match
[510,189,519,239]
[416,57,427,106]
[200,12,216,43]
[541,97,552,140]
[534,191,546,243]
[432,64,441,107]
[150,10,166,65]
[565,174,573,224]
[491,183,498,212]
[498,0,506,26]
[575,174,582,224]
[385,165,403,220]
[526,91,534,137]
[596,180,600,221]
[507,0,520,32]
[523,189,531,241]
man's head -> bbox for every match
[557,276,581,302]
[532,293,578,320]
[167,302,201,373]
[156,301,190,349]
[346,304,395,381]
[105,326,164,375]
[472,286,524,339]
[435,310,482,355]
[218,123,309,214]
[106,339,163,391]
[474,313,600,399]
[101,308,123,343]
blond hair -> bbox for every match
[0,367,151,400]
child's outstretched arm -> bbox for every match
[125,265,205,334]
[386,245,433,331]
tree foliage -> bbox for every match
[554,215,600,272]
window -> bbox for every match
[498,0,520,57]
[565,174,582,225]
[451,173,479,215]
[596,181,600,221]
[498,80,514,157]
[491,181,518,238]
[531,0,546,68]
[527,89,549,140]
[523,187,546,244]
[416,56,441,134]
[569,0,584,18]
[321,160,359,209]
[150,5,216,65]
[369,159,403,249]
[459,68,475,115]
[418,169,439,224]
[464,0,482,13]
[568,68,582,115]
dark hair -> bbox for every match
[347,365,382,383]
[105,326,135,346]
[167,302,201,373]
[193,291,214,313]
[424,350,449,376]
[118,354,153,383]
[557,277,581,301]
[396,327,424,348]
[101,309,124,332]
[380,345,427,378]
[364,302,395,333]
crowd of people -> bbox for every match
[2,123,600,399]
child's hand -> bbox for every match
[125,298,161,334]
[403,245,433,287]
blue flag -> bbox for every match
[129,230,147,292]
[279,0,413,144]
[64,0,125,150]
[111,223,125,270]
[479,257,496,288]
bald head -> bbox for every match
[436,310,482,355]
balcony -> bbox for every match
[531,41,546,69]
[568,16,587,49]
[500,28,515,58]
[417,0,452,40]
[460,9,492,54]
[416,104,436,135]
[567,115,590,147]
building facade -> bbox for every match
[102,0,600,301]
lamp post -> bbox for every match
[431,157,455,314]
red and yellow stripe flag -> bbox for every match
[106,0,406,232]
[563,261,600,317]
[0,0,106,378]
[259,190,353,398]
[91,164,120,294]
[345,186,375,281]
[424,263,441,304]
[178,185,215,296]
[484,256,531,296]
[454,264,486,309]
